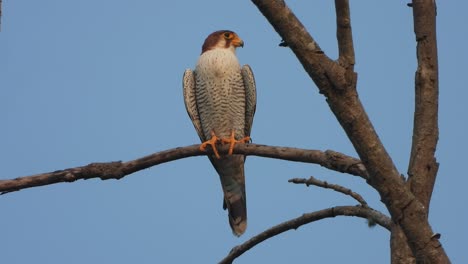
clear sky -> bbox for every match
[1,1,466,263]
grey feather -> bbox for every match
[183,69,205,141]
[241,65,257,137]
[194,61,247,140]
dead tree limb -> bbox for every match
[335,0,355,68]
[0,143,367,194]
[391,1,441,263]
[250,0,449,262]
[407,0,439,214]
[289,176,368,207]
[219,205,391,264]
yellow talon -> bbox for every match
[222,131,251,155]
[200,131,221,159]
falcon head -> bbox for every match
[201,30,244,54]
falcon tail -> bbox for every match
[209,155,247,236]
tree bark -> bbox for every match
[250,0,450,262]
[407,0,439,214]
[391,224,416,264]
[0,144,367,194]
[219,206,391,264]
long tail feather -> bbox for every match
[209,155,247,236]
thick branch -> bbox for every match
[392,2,440,264]
[250,1,402,202]
[0,143,367,194]
[289,176,368,207]
[219,205,391,264]
[250,1,449,262]
[407,0,439,212]
[250,0,349,97]
[391,224,416,264]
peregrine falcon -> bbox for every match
[183,30,256,236]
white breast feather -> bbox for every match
[194,48,246,140]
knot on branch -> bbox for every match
[325,150,368,178]
[82,162,125,180]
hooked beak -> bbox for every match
[232,37,244,48]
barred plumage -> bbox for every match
[182,30,256,236]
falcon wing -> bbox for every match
[183,69,205,141]
[241,65,257,137]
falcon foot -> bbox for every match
[200,131,221,159]
[222,131,251,155]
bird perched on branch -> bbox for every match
[183,30,256,236]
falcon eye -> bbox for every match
[223,32,232,39]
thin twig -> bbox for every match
[219,205,391,264]
[0,143,367,194]
[289,176,368,207]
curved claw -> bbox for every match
[200,131,221,159]
[222,131,251,155]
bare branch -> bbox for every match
[250,1,449,262]
[219,206,391,264]
[289,176,368,207]
[407,0,439,212]
[335,0,355,67]
[0,143,367,194]
[250,0,350,96]
[249,1,403,200]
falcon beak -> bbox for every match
[232,37,244,48]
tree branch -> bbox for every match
[391,224,416,264]
[407,0,439,213]
[250,1,449,262]
[219,205,391,264]
[335,0,355,67]
[289,176,368,207]
[250,0,349,97]
[0,143,367,194]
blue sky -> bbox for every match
[1,1,466,263]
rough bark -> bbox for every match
[391,224,416,264]
[0,143,367,194]
[289,176,368,207]
[219,206,391,264]
[407,0,439,214]
[250,0,449,263]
